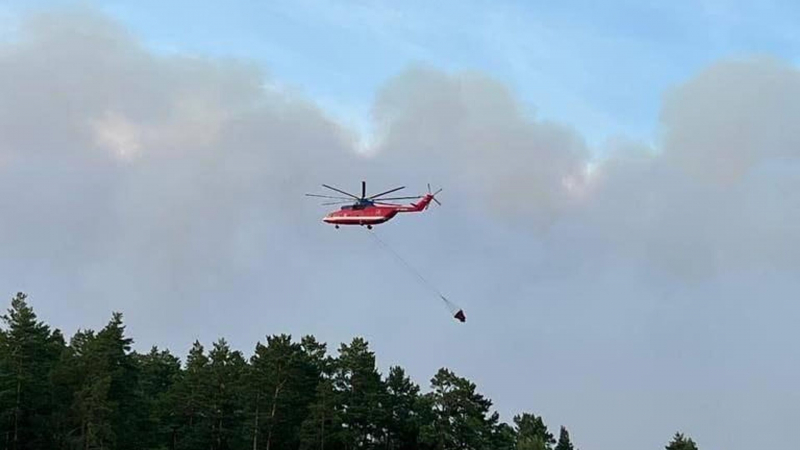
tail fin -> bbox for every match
[413,183,442,211]
[401,184,441,212]
[411,194,435,211]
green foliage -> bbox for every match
[514,413,555,450]
[333,337,386,449]
[666,432,699,450]
[136,346,182,448]
[554,426,574,450]
[247,334,319,450]
[207,338,248,450]
[0,291,693,450]
[421,367,501,450]
[384,366,421,450]
[299,377,343,450]
[0,292,65,450]
[61,311,145,450]
[169,340,213,450]
[491,422,518,450]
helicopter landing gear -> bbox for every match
[335,224,339,229]
[367,225,372,230]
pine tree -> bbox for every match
[0,293,704,449]
[554,426,574,450]
[207,338,247,450]
[513,413,555,450]
[300,336,328,374]
[0,292,65,450]
[247,334,320,450]
[98,312,145,450]
[137,346,182,448]
[332,337,387,449]
[169,341,213,450]
[63,312,143,450]
[67,328,115,449]
[299,378,343,450]
[421,368,500,450]
[383,366,421,450]
[299,339,342,450]
[666,432,699,450]
[491,422,518,450]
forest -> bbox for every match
[0,292,699,450]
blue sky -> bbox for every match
[5,0,798,149]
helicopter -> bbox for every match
[305,181,441,229]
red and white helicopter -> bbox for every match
[306,180,464,322]
[305,181,442,229]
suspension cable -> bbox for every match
[366,228,464,321]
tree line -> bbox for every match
[0,292,698,450]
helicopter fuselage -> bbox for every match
[323,205,398,226]
[322,195,434,228]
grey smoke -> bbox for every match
[661,56,800,184]
[0,7,367,338]
[372,58,800,277]
[4,10,798,297]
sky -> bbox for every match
[1,1,800,449]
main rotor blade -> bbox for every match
[362,181,366,199]
[321,200,354,206]
[368,186,406,199]
[375,195,422,201]
[322,184,360,200]
[305,193,353,200]
[374,202,403,207]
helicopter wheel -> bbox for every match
[335,225,339,229]
[367,225,372,230]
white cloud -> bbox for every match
[88,111,143,161]
[366,57,800,279]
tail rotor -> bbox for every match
[426,183,442,209]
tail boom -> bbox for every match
[398,194,434,212]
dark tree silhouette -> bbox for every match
[0,292,699,450]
